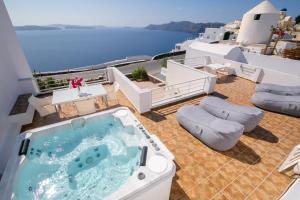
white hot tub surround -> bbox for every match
[0,107,176,200]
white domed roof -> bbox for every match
[247,0,279,14]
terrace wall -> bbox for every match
[184,42,300,86]
[166,60,216,94]
[111,67,152,113]
[0,1,36,174]
[210,55,300,85]
[243,52,300,85]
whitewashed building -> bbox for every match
[0,0,38,173]
[236,0,280,45]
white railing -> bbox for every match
[151,77,207,107]
[171,56,264,83]
[33,68,108,93]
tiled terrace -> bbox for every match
[22,76,300,200]
[132,80,161,89]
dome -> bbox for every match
[246,0,279,14]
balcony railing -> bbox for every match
[33,68,108,93]
[151,77,207,107]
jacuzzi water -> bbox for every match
[13,115,141,200]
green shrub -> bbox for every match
[131,67,148,81]
[39,85,46,90]
[45,77,55,86]
[47,80,55,85]
[46,77,54,81]
[38,82,45,88]
[161,59,167,68]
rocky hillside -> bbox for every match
[145,21,225,33]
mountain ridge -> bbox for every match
[14,21,225,33]
[145,21,225,33]
[14,24,106,31]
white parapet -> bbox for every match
[0,0,37,174]
[166,60,216,94]
[112,67,152,113]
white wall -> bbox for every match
[112,68,152,113]
[202,27,225,42]
[184,41,300,86]
[0,1,36,93]
[259,68,300,85]
[243,52,300,75]
[243,52,300,85]
[210,55,300,86]
[210,56,263,82]
[0,0,36,174]
[185,43,246,66]
[166,60,216,94]
[185,47,211,67]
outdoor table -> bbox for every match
[52,84,108,110]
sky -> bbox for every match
[4,0,300,27]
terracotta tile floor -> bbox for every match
[22,77,300,200]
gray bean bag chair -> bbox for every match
[256,84,300,96]
[251,92,300,117]
[176,105,244,151]
[199,97,263,132]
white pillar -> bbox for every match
[204,76,217,94]
[106,67,115,83]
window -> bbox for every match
[254,14,261,20]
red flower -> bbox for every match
[77,78,83,87]
[70,77,83,88]
[273,29,285,39]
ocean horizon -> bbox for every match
[16,27,196,72]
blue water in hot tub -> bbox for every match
[13,115,141,200]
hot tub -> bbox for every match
[0,107,175,200]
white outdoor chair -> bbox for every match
[278,144,300,174]
[220,63,234,75]
[204,56,212,65]
[28,95,56,117]
[106,82,120,106]
[224,62,232,68]
[203,66,218,76]
[74,99,97,116]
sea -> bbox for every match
[16,28,196,72]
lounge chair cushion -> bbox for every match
[256,84,300,96]
[199,96,263,132]
[176,105,244,151]
[251,92,300,117]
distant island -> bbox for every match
[14,25,60,31]
[145,21,225,33]
[15,24,104,31]
[15,21,225,33]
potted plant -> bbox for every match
[131,67,148,81]
[161,58,167,68]
[70,77,84,95]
